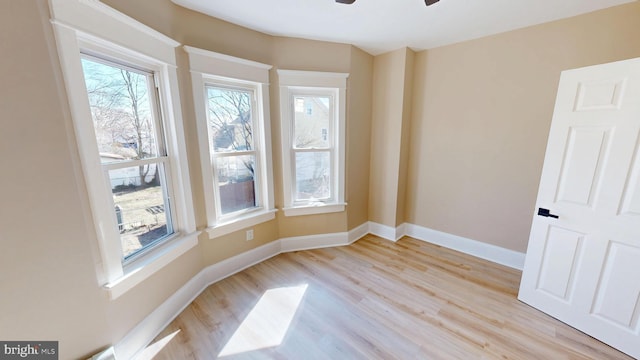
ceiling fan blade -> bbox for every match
[336,0,438,6]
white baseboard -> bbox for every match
[279,222,369,252]
[204,240,282,286]
[367,221,525,270]
[395,223,407,241]
[281,232,348,252]
[404,223,526,270]
[348,222,369,243]
[368,221,401,242]
[118,222,369,360]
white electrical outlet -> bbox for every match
[246,229,254,241]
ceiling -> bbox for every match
[171,0,635,55]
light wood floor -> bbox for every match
[141,235,633,359]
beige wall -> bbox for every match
[405,2,640,252]
[369,48,414,227]
[346,46,374,228]
[271,36,352,72]
[395,49,415,226]
[103,0,273,64]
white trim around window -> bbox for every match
[277,70,348,217]
[184,46,276,238]
[50,0,198,299]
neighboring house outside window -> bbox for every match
[185,46,276,238]
[277,70,348,216]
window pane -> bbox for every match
[206,86,253,152]
[81,57,160,163]
[216,155,257,215]
[109,164,172,258]
[295,152,331,200]
[293,96,331,149]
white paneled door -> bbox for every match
[519,57,640,359]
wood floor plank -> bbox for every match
[140,235,634,359]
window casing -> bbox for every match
[185,46,275,237]
[278,70,348,216]
[51,0,197,298]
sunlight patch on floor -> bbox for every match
[219,284,309,357]
[136,329,181,360]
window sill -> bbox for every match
[283,203,346,217]
[104,231,200,300]
[206,209,277,239]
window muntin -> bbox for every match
[205,84,260,218]
[81,55,174,260]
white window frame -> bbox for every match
[80,53,177,260]
[50,0,198,299]
[185,46,276,238]
[278,70,348,217]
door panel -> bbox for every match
[536,226,584,301]
[519,57,640,359]
[619,143,640,216]
[574,79,626,111]
[555,127,611,206]
[591,241,640,331]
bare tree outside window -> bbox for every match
[81,57,172,258]
[82,59,159,186]
[206,86,258,214]
[207,88,251,146]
